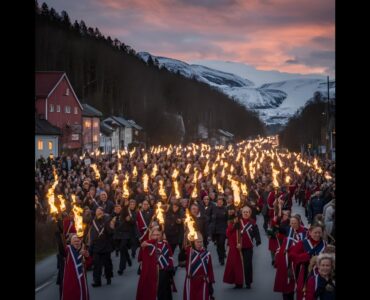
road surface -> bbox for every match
[36,200,306,300]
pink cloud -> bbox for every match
[44,0,335,75]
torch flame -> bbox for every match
[91,164,100,180]
[184,208,198,241]
[217,182,224,194]
[158,179,167,200]
[174,181,181,199]
[185,163,191,174]
[132,165,138,178]
[155,202,165,225]
[241,183,248,196]
[231,180,241,207]
[143,173,149,192]
[191,184,198,199]
[123,173,130,198]
[151,164,158,178]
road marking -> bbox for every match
[35,279,54,293]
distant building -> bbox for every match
[100,122,114,153]
[102,116,143,150]
[35,71,83,151]
[35,117,62,161]
[216,129,234,146]
[81,103,103,152]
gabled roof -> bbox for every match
[127,119,143,130]
[35,71,83,110]
[35,118,62,135]
[100,122,114,136]
[82,103,103,117]
[35,71,65,98]
[112,116,133,127]
[217,129,234,138]
[103,116,143,130]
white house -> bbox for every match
[102,116,143,150]
[35,117,62,161]
[99,122,114,153]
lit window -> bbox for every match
[48,141,53,150]
[84,120,91,128]
[50,104,54,112]
[56,105,61,112]
[66,88,70,96]
[93,134,98,142]
[37,139,43,150]
[93,120,99,128]
[65,106,71,113]
[74,107,78,114]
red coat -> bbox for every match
[61,245,89,300]
[136,210,150,242]
[183,246,215,300]
[274,226,307,293]
[136,239,174,300]
[267,191,276,218]
[63,218,76,238]
[223,223,244,285]
[289,238,326,300]
[268,217,279,253]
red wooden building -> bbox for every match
[35,71,83,151]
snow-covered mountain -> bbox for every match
[137,52,335,126]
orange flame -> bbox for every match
[231,180,241,207]
[143,173,149,192]
[174,181,181,199]
[91,164,100,180]
[155,202,165,225]
[151,164,158,178]
[158,179,167,200]
[185,163,192,174]
[184,208,198,241]
[132,165,138,178]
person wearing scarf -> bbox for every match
[289,223,327,300]
[136,227,175,300]
[274,214,308,300]
[223,205,261,289]
[183,232,215,300]
[305,253,335,300]
[61,234,90,300]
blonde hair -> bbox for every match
[316,253,335,268]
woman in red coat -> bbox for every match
[289,223,327,300]
[273,214,307,300]
[61,234,90,300]
[183,232,215,300]
[305,253,335,300]
[223,206,261,289]
[136,227,175,300]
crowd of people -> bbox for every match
[35,138,335,300]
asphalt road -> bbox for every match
[36,200,306,300]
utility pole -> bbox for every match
[326,76,330,160]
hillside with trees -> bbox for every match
[35,1,265,145]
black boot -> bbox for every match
[107,278,111,285]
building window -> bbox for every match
[37,139,43,150]
[74,107,78,114]
[65,106,71,113]
[93,134,98,142]
[93,120,99,128]
[56,105,61,112]
[48,141,53,150]
[71,134,79,141]
[50,104,54,112]
[66,88,70,96]
[84,120,91,128]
